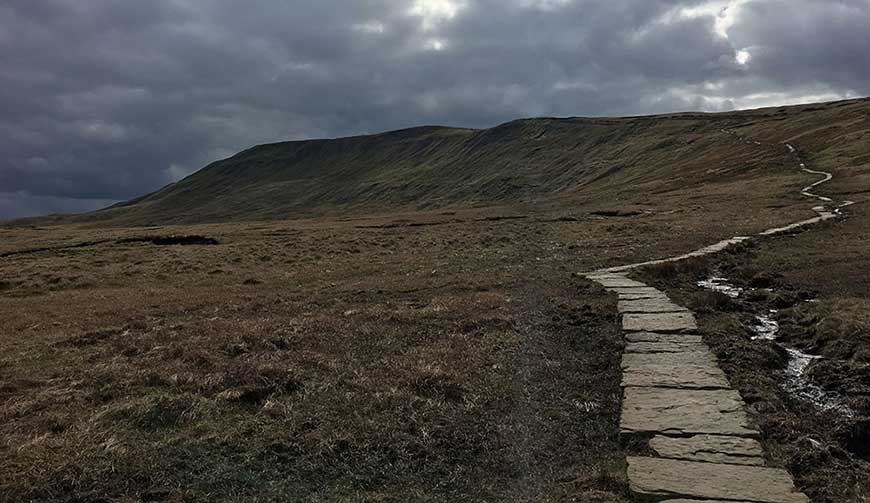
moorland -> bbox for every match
[2,98,869,502]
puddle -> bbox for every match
[698,275,853,416]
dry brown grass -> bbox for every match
[2,99,868,501]
[633,256,711,286]
[0,208,643,502]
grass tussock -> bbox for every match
[634,256,710,286]
[95,393,204,431]
[687,290,739,313]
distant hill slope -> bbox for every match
[15,98,870,226]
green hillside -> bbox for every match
[21,98,870,226]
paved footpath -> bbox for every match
[578,132,857,501]
[586,272,809,503]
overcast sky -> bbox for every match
[1,0,869,219]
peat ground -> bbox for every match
[2,98,869,501]
[0,190,812,502]
[1,206,642,502]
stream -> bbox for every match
[591,132,857,416]
[697,275,854,417]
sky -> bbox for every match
[1,0,869,219]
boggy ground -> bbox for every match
[0,206,646,503]
[2,102,869,502]
[632,201,870,502]
[0,182,825,503]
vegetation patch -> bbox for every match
[0,216,631,502]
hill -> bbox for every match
[2,97,870,502]
[16,97,870,227]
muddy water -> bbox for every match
[697,275,854,416]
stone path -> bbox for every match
[579,132,859,502]
[587,271,809,503]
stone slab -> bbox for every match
[622,351,718,369]
[622,363,730,389]
[607,286,665,299]
[619,293,670,302]
[618,298,689,313]
[625,341,709,354]
[591,276,647,288]
[621,387,756,436]
[623,312,697,332]
[586,273,627,279]
[627,457,808,503]
[650,434,765,466]
[660,500,756,503]
[626,332,704,344]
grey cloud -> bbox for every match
[1,0,868,219]
[729,0,870,90]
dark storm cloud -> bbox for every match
[1,0,868,218]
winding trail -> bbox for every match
[583,130,854,502]
[789,143,855,211]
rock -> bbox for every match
[627,457,808,503]
[622,363,730,389]
[607,286,668,299]
[589,275,647,288]
[649,434,764,465]
[621,387,756,437]
[622,351,718,369]
[660,500,756,503]
[625,341,709,354]
[619,293,671,302]
[618,298,689,313]
[625,332,704,344]
[623,312,697,332]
